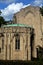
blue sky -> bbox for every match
[0,0,43,21]
[0,0,33,9]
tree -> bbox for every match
[40,6,43,16]
[0,10,2,15]
[0,10,6,27]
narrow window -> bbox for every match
[0,48,1,53]
[15,34,20,50]
[2,38,4,49]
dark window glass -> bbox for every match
[2,38,4,49]
[0,48,1,53]
[15,34,20,50]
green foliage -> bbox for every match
[40,6,43,16]
[0,10,7,27]
[0,16,6,27]
[0,10,12,26]
[0,11,2,15]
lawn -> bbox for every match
[0,60,43,65]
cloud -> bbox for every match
[1,3,31,21]
[1,0,43,21]
[33,0,43,7]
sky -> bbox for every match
[0,0,43,21]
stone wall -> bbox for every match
[0,27,32,60]
[13,6,43,58]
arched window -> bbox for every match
[15,34,20,50]
[2,34,4,49]
[2,38,4,49]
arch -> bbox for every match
[36,45,42,49]
[24,11,35,26]
[24,10,35,17]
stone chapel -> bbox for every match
[0,6,43,60]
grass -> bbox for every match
[0,60,43,65]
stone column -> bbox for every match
[10,33,13,60]
[28,30,31,60]
[0,36,3,60]
[25,28,31,61]
[7,33,10,60]
[6,33,9,60]
[4,33,10,60]
[11,33,15,60]
[4,33,7,60]
[32,45,37,58]
[20,34,24,60]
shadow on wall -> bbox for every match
[36,45,43,61]
[30,29,35,60]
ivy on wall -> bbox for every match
[40,6,43,16]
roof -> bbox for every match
[2,24,33,28]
